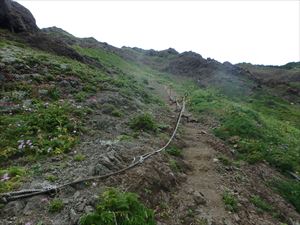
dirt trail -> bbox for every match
[166,122,232,225]
[150,81,233,224]
[178,124,230,223]
[151,80,300,225]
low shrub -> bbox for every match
[271,179,300,213]
[74,153,86,162]
[166,146,182,157]
[79,188,155,225]
[102,103,123,117]
[130,113,157,132]
[222,191,238,212]
[48,198,64,213]
[169,159,182,172]
[250,195,272,212]
[0,166,26,193]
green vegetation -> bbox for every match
[0,166,26,193]
[130,113,158,132]
[165,146,182,157]
[186,86,300,173]
[169,159,182,172]
[222,191,238,212]
[46,174,58,182]
[102,103,123,117]
[75,91,89,102]
[196,218,209,225]
[250,195,272,212]
[0,102,80,161]
[271,179,300,213]
[218,155,233,166]
[74,153,86,162]
[48,198,64,213]
[73,46,159,105]
[183,83,300,210]
[79,188,155,225]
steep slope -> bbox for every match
[1,2,300,225]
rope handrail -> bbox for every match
[0,97,186,203]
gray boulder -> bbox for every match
[0,0,39,33]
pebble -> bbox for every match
[69,208,79,225]
[84,205,94,213]
[3,201,25,217]
[193,191,206,205]
[213,158,219,163]
[73,191,80,199]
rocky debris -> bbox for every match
[69,208,79,224]
[23,196,48,216]
[0,0,39,33]
[193,190,207,205]
[90,150,124,175]
[1,200,25,217]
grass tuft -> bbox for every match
[222,191,238,212]
[48,198,64,213]
[79,188,155,225]
[130,113,157,132]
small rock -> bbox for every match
[77,201,86,212]
[228,136,240,144]
[60,64,69,70]
[23,196,46,215]
[69,208,79,225]
[23,99,32,108]
[90,163,110,176]
[187,187,194,194]
[73,191,80,200]
[87,195,99,206]
[223,218,233,225]
[63,199,70,204]
[2,201,25,217]
[193,191,206,205]
[38,89,49,96]
[233,214,240,222]
[59,80,70,88]
[213,158,219,163]
[84,205,94,213]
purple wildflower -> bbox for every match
[1,173,10,181]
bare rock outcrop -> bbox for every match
[0,0,39,33]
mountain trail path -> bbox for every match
[151,81,234,225]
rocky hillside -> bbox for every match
[0,1,300,225]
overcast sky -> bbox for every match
[17,0,300,65]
